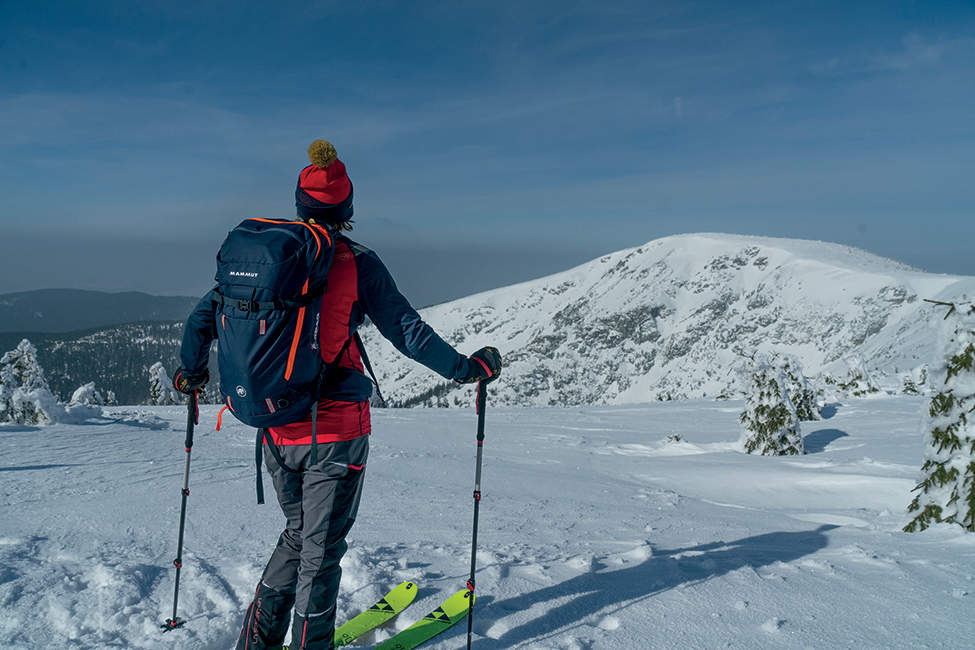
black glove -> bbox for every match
[456,347,502,384]
[173,367,209,394]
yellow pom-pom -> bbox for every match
[308,140,338,168]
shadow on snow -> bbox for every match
[803,428,849,453]
[480,525,837,647]
[819,403,840,419]
[0,464,82,472]
[0,425,41,433]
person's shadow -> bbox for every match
[478,525,837,647]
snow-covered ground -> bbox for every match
[1,397,973,648]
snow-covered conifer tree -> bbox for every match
[740,356,804,456]
[0,363,14,422]
[0,339,64,425]
[1,339,50,392]
[148,362,180,406]
[905,304,975,533]
[105,390,118,406]
[780,355,821,421]
[902,365,929,396]
[838,356,880,397]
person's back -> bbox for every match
[174,140,502,649]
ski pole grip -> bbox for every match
[476,381,487,441]
[184,392,197,450]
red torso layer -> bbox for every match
[268,240,371,445]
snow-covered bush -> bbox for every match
[65,382,106,420]
[9,387,65,425]
[902,375,920,395]
[901,365,928,396]
[0,339,65,425]
[837,356,881,397]
[905,304,975,533]
[70,382,105,407]
[740,356,804,456]
[148,362,180,406]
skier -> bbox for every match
[173,139,502,649]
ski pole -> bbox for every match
[466,379,489,649]
[162,390,198,632]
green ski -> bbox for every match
[373,589,474,650]
[334,580,418,646]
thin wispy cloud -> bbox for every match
[809,32,972,77]
[873,33,949,71]
[1,1,974,298]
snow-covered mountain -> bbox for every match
[361,233,974,407]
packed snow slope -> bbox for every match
[362,233,973,406]
[1,398,973,648]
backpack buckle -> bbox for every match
[237,299,258,312]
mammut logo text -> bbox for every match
[230,271,259,278]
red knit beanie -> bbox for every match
[296,140,353,224]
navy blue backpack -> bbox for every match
[211,218,334,430]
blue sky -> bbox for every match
[1,1,973,303]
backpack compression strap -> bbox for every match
[354,332,386,406]
[209,290,313,313]
[328,333,386,406]
[256,428,300,505]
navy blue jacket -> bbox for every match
[179,234,471,386]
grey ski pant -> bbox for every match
[236,434,368,650]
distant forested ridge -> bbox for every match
[0,289,199,333]
[0,322,216,405]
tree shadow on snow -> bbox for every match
[101,416,170,431]
[0,463,82,472]
[819,403,839,419]
[480,525,837,647]
[803,429,849,453]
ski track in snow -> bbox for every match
[1,398,974,648]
